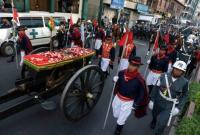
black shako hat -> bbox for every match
[159,43,167,50]
[106,33,112,40]
[16,25,27,31]
[129,56,143,66]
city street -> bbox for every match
[0,40,166,135]
[0,0,200,134]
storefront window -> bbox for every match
[0,0,25,12]
[14,0,24,12]
[0,17,12,29]
[55,0,80,13]
[0,0,12,12]
[30,0,49,11]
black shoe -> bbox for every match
[104,71,109,78]
[150,120,156,129]
[114,125,123,135]
[7,59,14,63]
[7,56,15,63]
[114,130,121,135]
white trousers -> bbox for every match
[146,71,161,86]
[119,58,129,71]
[112,95,134,125]
[100,58,110,72]
[94,39,102,50]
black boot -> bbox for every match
[103,71,108,78]
[150,119,157,129]
[148,85,153,95]
[114,124,123,135]
[7,56,15,63]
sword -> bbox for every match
[164,74,178,126]
[167,98,178,126]
[11,20,19,70]
[14,37,19,70]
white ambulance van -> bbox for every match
[0,12,68,56]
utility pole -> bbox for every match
[98,0,104,25]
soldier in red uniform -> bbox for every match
[146,44,169,94]
[99,35,115,76]
[118,31,136,71]
[112,56,148,135]
[112,24,120,43]
[167,40,178,73]
[94,26,105,57]
[17,26,33,78]
[70,26,82,47]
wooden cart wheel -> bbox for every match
[60,65,105,121]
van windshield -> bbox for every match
[0,17,12,29]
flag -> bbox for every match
[13,8,18,20]
[48,17,55,31]
[118,31,133,46]
[12,8,19,23]
[153,30,160,52]
[12,0,20,26]
[163,32,170,45]
[69,15,73,26]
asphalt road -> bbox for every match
[0,39,164,135]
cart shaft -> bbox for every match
[0,88,26,105]
[0,96,37,120]
[0,85,62,120]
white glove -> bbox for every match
[148,101,154,110]
[187,60,191,65]
[20,51,25,67]
[172,107,180,116]
[168,63,172,73]
[113,76,119,83]
[146,51,150,56]
[147,60,151,64]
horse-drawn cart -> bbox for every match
[0,46,105,121]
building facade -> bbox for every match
[0,0,88,22]
[99,0,149,26]
[147,0,186,18]
[87,0,100,19]
[168,0,186,18]
[180,0,199,23]
[194,3,200,25]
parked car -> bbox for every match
[0,12,67,56]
